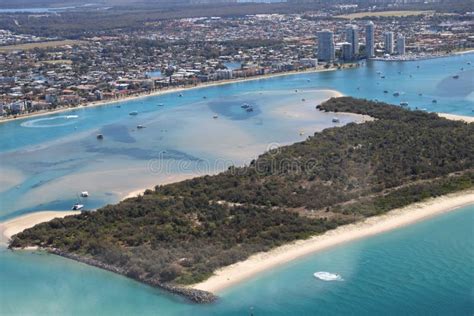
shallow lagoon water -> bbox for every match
[0,54,473,315]
[0,88,348,220]
[1,54,473,220]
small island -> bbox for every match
[9,97,473,303]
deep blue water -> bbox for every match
[0,54,473,315]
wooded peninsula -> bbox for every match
[9,97,474,303]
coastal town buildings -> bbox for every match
[0,10,472,118]
[384,31,395,54]
[365,21,375,58]
[345,24,359,57]
[317,30,335,62]
[341,42,353,61]
[397,34,406,55]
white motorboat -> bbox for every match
[72,204,84,211]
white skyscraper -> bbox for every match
[317,30,335,62]
[397,34,406,55]
[384,31,394,54]
[365,21,375,58]
[345,25,359,57]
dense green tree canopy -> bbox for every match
[10,97,474,289]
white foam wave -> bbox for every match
[313,271,343,281]
[21,115,79,128]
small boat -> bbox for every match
[96,134,104,140]
[137,125,145,129]
[452,75,459,79]
[213,115,218,119]
[432,99,437,103]
[129,111,138,116]
[314,271,343,281]
[332,117,340,123]
[157,103,164,106]
[393,92,400,97]
[400,102,408,107]
[299,131,305,136]
[72,204,84,211]
[383,90,388,94]
[80,191,89,197]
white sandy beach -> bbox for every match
[122,173,208,200]
[437,113,474,123]
[0,211,80,244]
[0,101,472,293]
[192,190,474,293]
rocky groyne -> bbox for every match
[46,249,218,304]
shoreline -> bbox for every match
[191,190,474,294]
[0,103,473,301]
[0,210,80,245]
[1,110,472,245]
[2,190,473,296]
[2,50,473,124]
[0,174,205,244]
[0,66,348,124]
[437,113,474,123]
[371,49,474,62]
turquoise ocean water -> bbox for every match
[0,54,473,315]
[1,205,472,315]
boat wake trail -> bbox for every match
[21,115,79,128]
[313,272,343,281]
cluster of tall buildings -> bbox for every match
[317,21,406,62]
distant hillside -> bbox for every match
[0,0,240,9]
[10,97,474,302]
[0,0,92,9]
